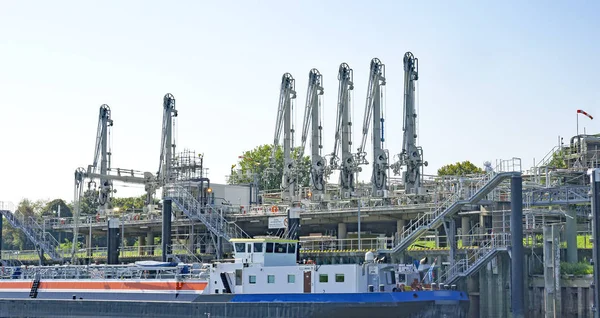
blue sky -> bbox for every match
[0,0,598,204]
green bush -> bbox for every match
[560,262,593,275]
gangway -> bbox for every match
[437,233,509,285]
[382,171,519,254]
[164,185,250,241]
[0,202,63,261]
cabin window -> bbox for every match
[235,269,243,286]
[386,271,396,285]
[234,243,246,253]
[287,243,296,254]
[288,274,295,283]
[319,274,328,283]
[249,275,256,284]
[266,242,274,253]
[274,243,287,253]
[398,274,406,283]
[268,275,275,283]
[253,242,263,252]
[335,274,345,283]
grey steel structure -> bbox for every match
[269,73,297,201]
[392,52,427,195]
[330,63,355,199]
[356,58,389,197]
[298,69,326,200]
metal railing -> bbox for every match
[388,169,518,254]
[165,184,249,241]
[438,233,510,284]
[300,237,393,252]
[0,208,64,261]
[0,262,210,281]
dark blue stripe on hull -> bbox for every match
[229,291,468,303]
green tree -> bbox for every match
[111,195,147,212]
[40,199,72,218]
[437,161,484,176]
[547,149,567,169]
[228,144,311,190]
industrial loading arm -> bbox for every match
[356,58,389,196]
[330,63,356,198]
[157,93,178,188]
[267,73,297,201]
[391,52,428,194]
[297,69,326,199]
[90,104,113,211]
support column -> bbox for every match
[566,205,578,263]
[107,218,120,265]
[396,219,405,236]
[510,175,524,318]
[338,223,347,250]
[162,199,172,262]
[444,219,456,266]
[146,232,155,256]
[138,235,146,256]
[544,225,561,317]
[461,216,471,246]
[589,168,600,318]
[86,233,92,257]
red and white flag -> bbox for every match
[577,109,593,120]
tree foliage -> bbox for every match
[437,161,484,176]
[228,144,311,190]
[547,149,567,169]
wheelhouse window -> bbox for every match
[287,243,296,254]
[234,243,246,253]
[249,275,256,284]
[319,274,328,283]
[335,274,344,283]
[274,243,287,253]
[266,242,274,253]
[253,242,263,252]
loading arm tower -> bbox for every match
[158,93,178,188]
[268,73,297,201]
[356,58,389,196]
[90,104,113,214]
[297,69,326,200]
[391,52,428,194]
[330,63,356,198]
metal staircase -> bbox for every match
[0,203,63,261]
[438,234,509,285]
[164,185,250,241]
[385,171,518,254]
[29,273,41,298]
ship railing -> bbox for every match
[1,263,209,281]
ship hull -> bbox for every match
[0,291,469,318]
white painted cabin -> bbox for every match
[207,238,401,295]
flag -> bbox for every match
[577,109,593,120]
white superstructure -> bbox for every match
[207,238,410,295]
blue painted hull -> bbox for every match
[0,291,470,317]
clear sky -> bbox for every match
[0,0,598,205]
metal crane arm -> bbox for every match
[298,69,323,159]
[270,73,296,162]
[91,104,113,175]
[158,93,178,186]
[357,58,386,164]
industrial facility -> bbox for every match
[1,51,599,317]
